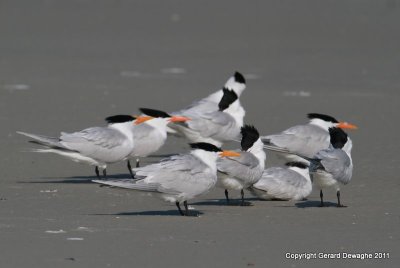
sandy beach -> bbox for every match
[1,1,399,267]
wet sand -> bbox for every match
[0,1,399,267]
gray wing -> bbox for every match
[131,154,216,196]
[315,149,352,184]
[185,111,237,139]
[59,127,132,161]
[174,97,220,117]
[262,124,330,157]
[252,167,309,199]
[217,152,263,184]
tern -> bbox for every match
[261,113,357,163]
[108,109,190,173]
[308,127,353,207]
[17,115,139,179]
[217,125,266,205]
[249,162,312,201]
[93,142,241,216]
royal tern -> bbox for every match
[110,109,190,172]
[17,115,139,179]
[217,125,266,205]
[93,142,241,216]
[249,162,312,201]
[261,113,357,163]
[167,87,244,147]
[309,127,353,207]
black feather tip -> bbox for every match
[307,113,339,123]
[139,108,171,118]
[328,127,348,149]
[234,71,246,84]
[218,88,238,111]
[240,125,260,151]
[189,142,222,152]
[105,115,136,124]
[285,162,309,169]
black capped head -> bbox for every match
[234,71,246,84]
[328,127,348,149]
[285,162,309,169]
[240,125,260,151]
[105,115,136,124]
[189,142,222,152]
[219,88,238,111]
[139,108,171,118]
[307,113,338,123]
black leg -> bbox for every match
[184,201,189,216]
[103,168,107,179]
[127,160,135,179]
[136,158,140,168]
[319,190,324,207]
[224,189,230,204]
[336,190,346,207]
[183,201,198,216]
[239,189,252,206]
[95,166,101,180]
[176,202,184,216]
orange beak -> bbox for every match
[134,116,154,125]
[337,122,358,130]
[219,150,241,157]
[168,116,191,123]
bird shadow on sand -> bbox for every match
[91,210,204,217]
[295,200,338,208]
[192,198,259,206]
[17,173,133,184]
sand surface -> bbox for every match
[0,1,399,267]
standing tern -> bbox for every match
[93,142,241,216]
[261,113,357,163]
[17,115,139,179]
[217,125,266,205]
[249,162,312,201]
[167,87,244,147]
[308,127,353,207]
[109,109,190,172]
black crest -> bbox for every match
[328,127,348,149]
[189,142,222,152]
[139,108,171,118]
[307,113,338,123]
[286,162,309,169]
[105,115,136,124]
[240,125,260,151]
[219,88,238,111]
[234,71,246,84]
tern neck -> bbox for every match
[223,100,245,126]
[191,149,218,173]
[109,122,135,141]
[247,139,266,169]
[342,138,353,156]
